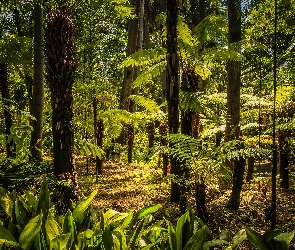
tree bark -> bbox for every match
[246,156,255,182]
[166,0,181,203]
[120,0,139,111]
[0,63,15,158]
[30,0,44,161]
[95,120,104,176]
[45,9,78,213]
[278,129,289,189]
[225,0,245,210]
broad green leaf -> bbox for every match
[113,228,127,250]
[273,231,295,250]
[263,230,281,243]
[176,212,188,250]
[19,213,43,250]
[129,204,162,229]
[244,226,271,250]
[121,210,133,229]
[51,233,71,250]
[0,224,17,242]
[203,239,228,249]
[24,191,38,212]
[128,220,144,249]
[232,228,247,247]
[72,190,97,222]
[45,213,61,240]
[0,187,13,218]
[62,210,76,247]
[15,198,30,233]
[102,225,114,250]
[37,179,49,219]
[167,220,177,250]
[183,226,207,250]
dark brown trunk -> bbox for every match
[278,130,289,189]
[45,9,79,213]
[126,123,134,163]
[246,156,255,182]
[30,1,44,161]
[227,156,246,210]
[225,0,245,210]
[159,123,169,176]
[147,122,155,148]
[93,97,103,175]
[95,120,104,176]
[166,0,181,203]
[0,63,15,158]
[195,180,207,220]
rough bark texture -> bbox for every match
[44,9,78,213]
[147,122,155,148]
[166,0,181,203]
[278,129,289,189]
[246,156,255,182]
[195,180,207,220]
[30,1,44,161]
[120,0,139,111]
[95,119,104,176]
[225,0,245,210]
[0,63,15,158]
[159,123,169,176]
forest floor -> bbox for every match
[76,159,295,249]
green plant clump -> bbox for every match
[0,180,293,249]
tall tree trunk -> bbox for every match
[278,129,289,189]
[246,156,255,182]
[166,0,181,203]
[120,0,139,111]
[44,9,78,214]
[93,97,103,176]
[0,63,15,158]
[30,0,44,161]
[225,0,245,210]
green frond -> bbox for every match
[129,95,164,115]
[122,48,166,68]
[178,18,195,47]
[132,60,166,88]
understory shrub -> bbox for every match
[0,180,293,249]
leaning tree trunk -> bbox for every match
[30,0,44,161]
[166,0,181,203]
[225,0,245,210]
[44,9,78,214]
[0,63,15,158]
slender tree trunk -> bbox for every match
[0,63,15,158]
[30,0,44,161]
[166,0,181,203]
[93,97,103,175]
[147,122,155,148]
[225,0,245,210]
[278,129,289,189]
[45,9,78,214]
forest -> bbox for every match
[0,0,295,249]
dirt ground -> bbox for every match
[76,159,295,249]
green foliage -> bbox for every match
[0,181,294,249]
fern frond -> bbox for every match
[122,47,166,68]
[132,60,166,88]
[129,95,164,115]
